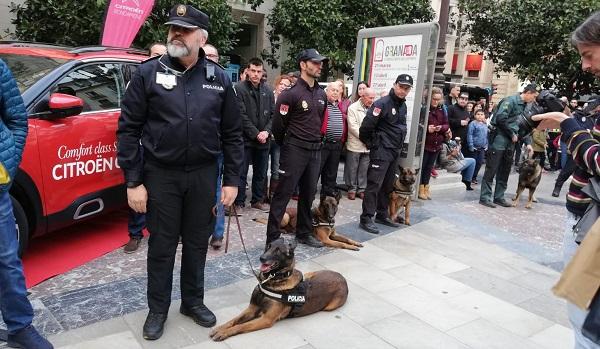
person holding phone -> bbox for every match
[419,87,449,200]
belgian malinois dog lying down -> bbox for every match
[209,238,348,341]
[312,192,363,250]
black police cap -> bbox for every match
[165,4,209,30]
[296,49,328,64]
[395,74,413,87]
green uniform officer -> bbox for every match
[479,84,538,208]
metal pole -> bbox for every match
[433,0,450,88]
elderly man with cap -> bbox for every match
[268,48,328,248]
[117,4,243,340]
[358,74,412,234]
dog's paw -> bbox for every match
[511,201,518,207]
[210,328,230,341]
[405,221,411,226]
[525,203,533,209]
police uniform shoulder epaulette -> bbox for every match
[141,55,161,64]
[207,59,225,71]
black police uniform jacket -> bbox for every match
[359,88,407,156]
[233,80,275,149]
[117,51,244,187]
[272,78,327,145]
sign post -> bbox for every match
[353,23,439,178]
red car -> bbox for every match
[0,42,148,254]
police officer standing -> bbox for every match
[479,84,537,208]
[268,49,328,248]
[117,4,243,340]
[359,74,412,234]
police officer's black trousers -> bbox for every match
[144,161,217,314]
[360,148,399,222]
[480,145,514,203]
[267,143,321,244]
[555,156,576,189]
[319,142,343,198]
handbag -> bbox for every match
[583,289,600,345]
[573,177,600,243]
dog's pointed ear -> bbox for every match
[398,164,404,172]
[335,191,342,203]
[288,239,297,253]
[415,168,420,176]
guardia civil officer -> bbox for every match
[267,49,328,248]
[479,84,537,208]
[116,4,243,340]
[359,74,412,234]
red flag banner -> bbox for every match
[101,0,155,48]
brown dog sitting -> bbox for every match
[312,192,363,250]
[512,158,542,209]
[209,238,348,341]
[388,166,418,225]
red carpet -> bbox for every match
[22,209,145,288]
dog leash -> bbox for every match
[223,205,262,281]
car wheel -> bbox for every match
[10,195,29,256]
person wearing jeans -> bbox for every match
[439,130,475,191]
[0,58,53,348]
[467,110,488,184]
[210,154,225,249]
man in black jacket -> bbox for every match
[448,91,471,150]
[234,57,274,211]
[358,74,411,234]
[116,5,243,341]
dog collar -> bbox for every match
[393,189,413,196]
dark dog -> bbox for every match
[512,158,542,209]
[389,166,418,225]
[312,192,363,250]
[209,238,348,341]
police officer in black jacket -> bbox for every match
[359,74,412,234]
[268,49,328,248]
[116,4,243,341]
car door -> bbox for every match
[33,62,126,220]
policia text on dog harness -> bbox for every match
[258,273,308,318]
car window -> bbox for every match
[0,53,69,93]
[53,63,124,112]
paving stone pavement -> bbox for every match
[0,165,575,348]
[43,217,573,349]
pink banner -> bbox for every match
[101,0,155,48]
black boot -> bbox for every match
[552,183,562,197]
[462,180,474,191]
[359,218,380,234]
[143,312,167,340]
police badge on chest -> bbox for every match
[156,72,177,90]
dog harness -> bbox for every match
[258,275,308,318]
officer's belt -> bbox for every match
[284,135,322,150]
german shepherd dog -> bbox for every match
[209,238,348,341]
[388,166,418,225]
[512,158,542,209]
[312,192,363,250]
